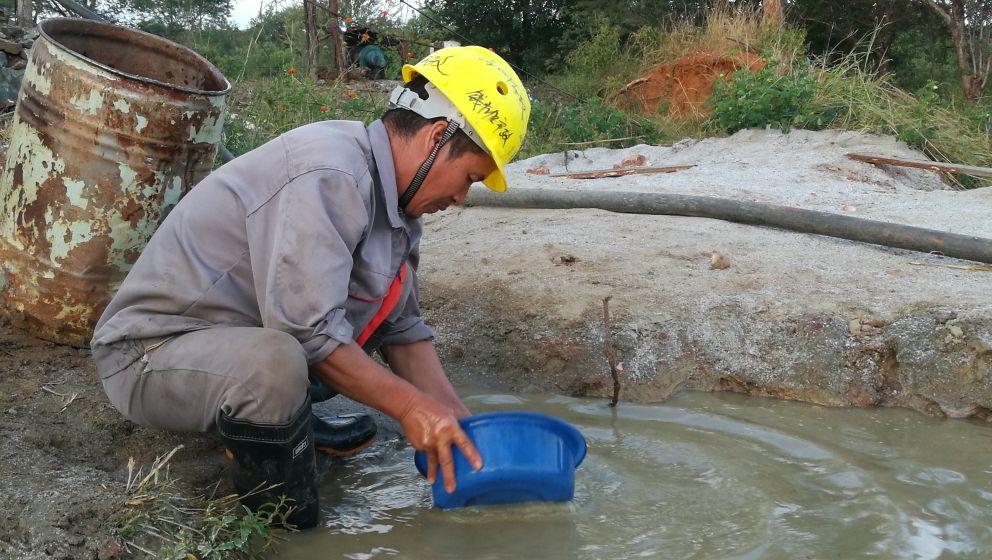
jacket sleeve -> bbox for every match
[247,169,369,364]
[376,246,436,347]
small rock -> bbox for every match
[0,37,21,56]
[709,251,730,270]
[98,539,123,560]
[526,166,550,175]
[552,254,579,266]
[841,204,857,212]
[860,324,880,335]
[947,325,964,337]
[613,154,646,169]
[934,310,957,324]
[848,319,862,336]
[940,403,979,418]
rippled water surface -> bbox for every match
[277,391,992,559]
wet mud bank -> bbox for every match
[423,277,992,419]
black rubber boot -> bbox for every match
[311,411,377,457]
[217,398,320,530]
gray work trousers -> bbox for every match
[92,327,314,431]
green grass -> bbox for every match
[115,446,294,559]
[224,72,390,157]
[810,56,992,184]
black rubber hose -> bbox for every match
[465,187,992,264]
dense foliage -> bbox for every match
[16,0,979,183]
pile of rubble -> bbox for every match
[0,7,38,112]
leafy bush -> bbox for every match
[560,24,632,98]
[707,61,822,133]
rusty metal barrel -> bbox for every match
[0,18,230,346]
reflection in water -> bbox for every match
[276,391,992,559]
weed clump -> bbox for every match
[115,445,294,559]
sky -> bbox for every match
[228,0,419,30]
[230,0,267,29]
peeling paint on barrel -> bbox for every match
[0,18,230,346]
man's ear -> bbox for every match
[426,120,448,146]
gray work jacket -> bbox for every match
[91,119,435,364]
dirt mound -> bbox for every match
[619,51,763,117]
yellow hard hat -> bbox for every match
[401,46,530,192]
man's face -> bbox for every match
[403,147,497,219]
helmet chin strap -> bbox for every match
[399,120,461,211]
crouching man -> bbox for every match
[91,46,530,528]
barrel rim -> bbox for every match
[38,17,232,97]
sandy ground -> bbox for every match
[507,128,990,235]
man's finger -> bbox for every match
[426,451,438,484]
[438,442,457,494]
[452,428,483,471]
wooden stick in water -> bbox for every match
[602,296,621,407]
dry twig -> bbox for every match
[561,135,646,146]
[552,165,694,180]
[41,385,80,412]
[847,153,992,179]
[602,297,622,407]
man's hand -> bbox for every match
[397,391,483,493]
[311,342,481,492]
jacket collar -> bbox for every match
[367,119,409,230]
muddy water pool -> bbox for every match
[277,391,992,559]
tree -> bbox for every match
[762,0,782,26]
[920,0,991,100]
[16,0,32,26]
[102,0,233,39]
[423,0,702,71]
[423,0,572,70]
